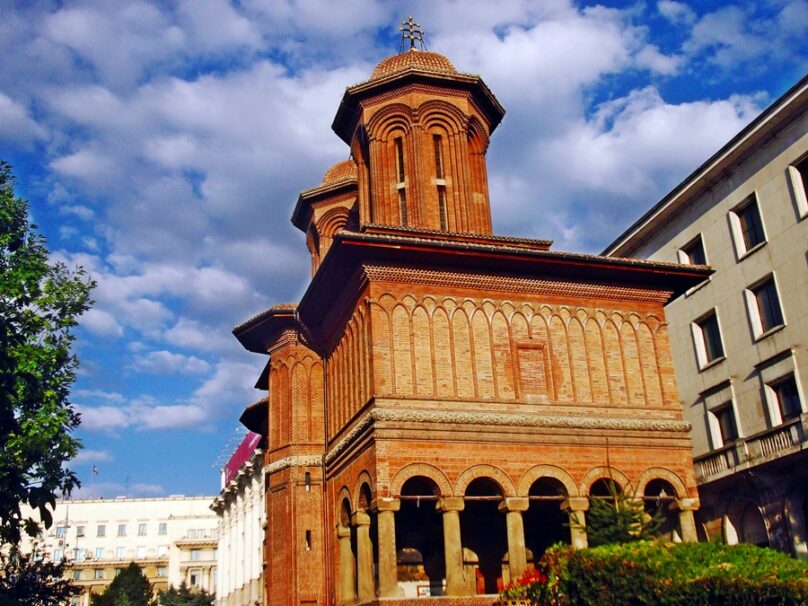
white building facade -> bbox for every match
[211,431,265,606]
[604,75,808,558]
[19,495,218,605]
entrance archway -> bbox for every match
[460,477,506,595]
[643,479,678,540]
[524,477,570,565]
[396,476,445,597]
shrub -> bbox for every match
[557,541,808,606]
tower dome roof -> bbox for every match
[322,159,357,184]
[370,48,458,81]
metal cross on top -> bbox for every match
[400,16,426,51]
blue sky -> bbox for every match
[1,0,806,499]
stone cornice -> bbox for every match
[325,408,691,465]
[265,455,322,475]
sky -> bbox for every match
[1,0,807,500]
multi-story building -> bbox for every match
[604,75,808,558]
[212,429,266,606]
[19,495,219,605]
[233,30,709,605]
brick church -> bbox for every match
[234,27,710,606]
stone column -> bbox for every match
[352,512,375,602]
[372,497,402,598]
[562,497,590,550]
[437,497,468,596]
[676,498,699,543]
[337,525,356,604]
[498,497,529,581]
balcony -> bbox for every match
[694,415,807,483]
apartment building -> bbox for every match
[604,75,808,558]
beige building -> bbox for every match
[604,75,808,558]
[211,429,265,606]
[19,495,219,604]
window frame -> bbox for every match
[691,310,725,369]
[158,522,167,535]
[678,233,707,266]
[729,194,766,259]
[117,523,126,537]
[97,524,106,537]
[787,153,808,219]
[765,374,804,425]
[138,523,147,536]
[744,274,785,339]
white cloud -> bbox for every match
[73,481,165,499]
[132,350,210,374]
[81,309,124,337]
[73,449,113,464]
[657,1,696,25]
[164,317,236,352]
[76,405,131,431]
[0,92,46,142]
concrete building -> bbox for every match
[233,30,709,606]
[604,75,808,558]
[19,495,218,605]
[212,429,266,606]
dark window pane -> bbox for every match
[738,200,765,250]
[700,314,724,362]
[796,156,808,197]
[754,279,783,332]
[715,404,738,443]
[775,376,802,421]
[683,236,706,265]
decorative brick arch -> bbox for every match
[390,463,452,497]
[579,466,631,496]
[354,471,375,512]
[337,487,353,527]
[455,464,515,497]
[636,467,688,499]
[517,465,578,498]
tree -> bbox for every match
[158,582,215,606]
[0,160,94,545]
[0,546,81,606]
[91,562,155,606]
[581,479,662,547]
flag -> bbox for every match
[92,465,99,476]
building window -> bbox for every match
[157,566,167,577]
[138,523,147,536]
[787,154,808,217]
[76,525,85,537]
[187,529,197,539]
[158,522,167,535]
[678,234,707,265]
[116,547,125,560]
[97,524,106,537]
[692,311,724,368]
[72,570,82,581]
[55,526,65,538]
[710,403,738,448]
[190,571,199,586]
[117,524,126,537]
[730,195,766,256]
[190,549,201,561]
[53,548,63,561]
[136,546,146,559]
[157,545,168,557]
[74,548,85,561]
[767,374,803,424]
[96,547,104,559]
[433,134,448,230]
[94,568,104,580]
[746,276,784,338]
[395,137,407,226]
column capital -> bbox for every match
[371,497,401,512]
[674,497,700,511]
[437,497,465,513]
[498,497,529,513]
[336,525,351,539]
[351,511,371,527]
[562,497,589,512]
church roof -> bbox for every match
[370,48,458,81]
[322,159,358,184]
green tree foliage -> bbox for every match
[0,546,81,606]
[158,582,215,606]
[91,562,155,606]
[580,480,661,547]
[0,160,94,545]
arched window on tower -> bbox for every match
[433,134,448,230]
[395,137,407,225]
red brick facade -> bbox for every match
[234,48,711,605]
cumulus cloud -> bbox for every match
[0,92,46,142]
[132,350,210,374]
[73,481,165,499]
[72,449,113,464]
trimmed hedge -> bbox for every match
[555,541,808,606]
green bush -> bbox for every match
[553,541,808,606]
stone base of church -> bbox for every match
[364,597,500,606]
